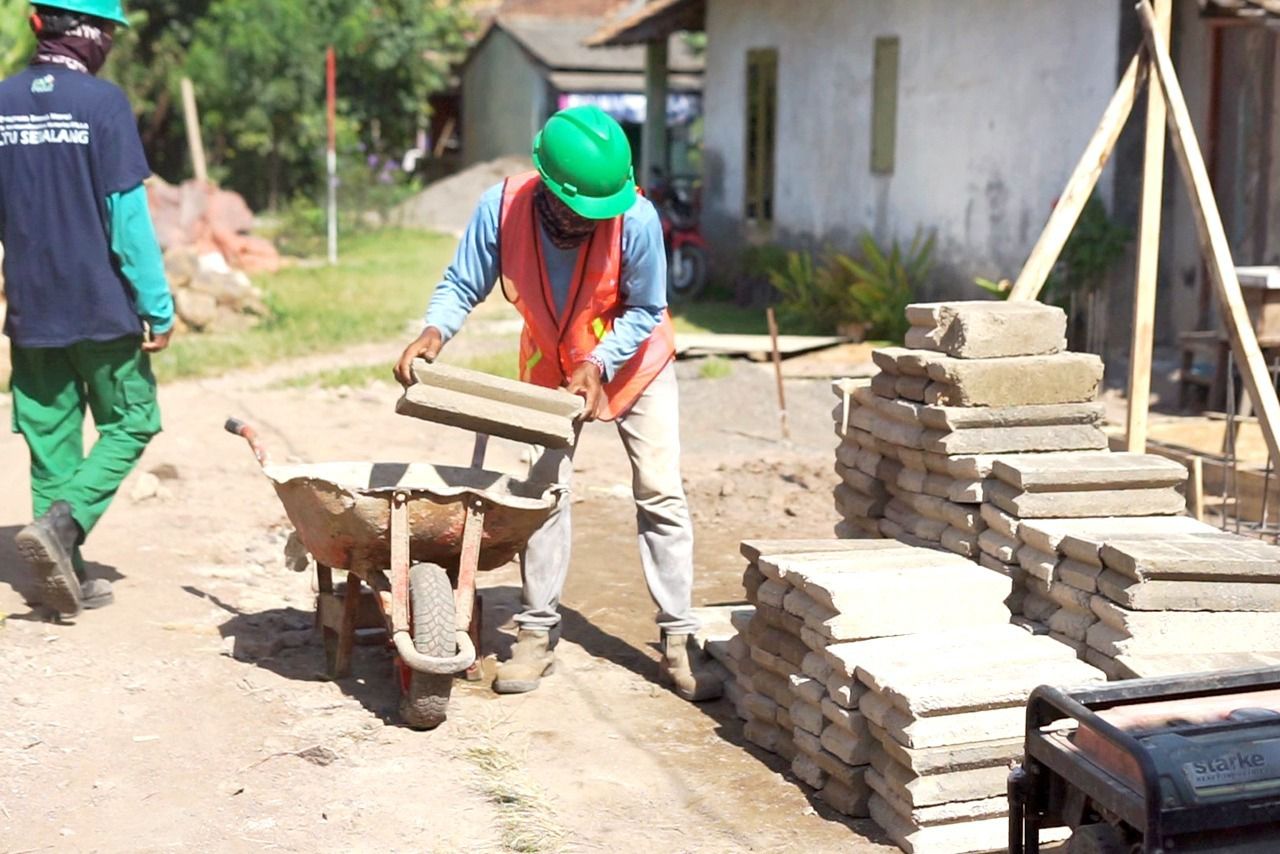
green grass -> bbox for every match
[670,301,769,336]
[698,355,733,380]
[156,229,456,383]
[273,363,397,390]
[452,349,519,380]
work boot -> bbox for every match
[15,501,83,617]
[493,629,555,694]
[79,578,115,610]
[658,632,724,702]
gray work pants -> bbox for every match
[517,362,699,635]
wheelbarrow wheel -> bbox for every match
[399,562,455,730]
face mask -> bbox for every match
[535,183,597,250]
[31,17,114,76]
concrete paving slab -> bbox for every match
[869,794,1029,854]
[1113,651,1280,679]
[1016,545,1059,582]
[992,452,1187,492]
[867,720,1024,774]
[867,766,1008,828]
[820,775,872,818]
[821,720,874,765]
[1098,568,1280,611]
[978,529,1019,563]
[981,504,1019,540]
[896,375,932,402]
[987,480,1185,518]
[924,424,1108,455]
[822,696,869,734]
[802,650,831,682]
[861,689,1025,749]
[917,401,1103,432]
[904,300,1067,359]
[1057,559,1102,592]
[1016,516,1218,559]
[1048,607,1095,642]
[871,371,901,399]
[1100,534,1280,582]
[826,670,868,709]
[941,526,979,558]
[923,352,1103,407]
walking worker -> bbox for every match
[2,0,173,616]
[395,105,721,702]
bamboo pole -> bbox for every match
[1008,52,1147,302]
[1125,0,1172,453]
[1137,0,1280,467]
[766,308,790,440]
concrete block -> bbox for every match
[1017,515,1219,557]
[923,424,1108,455]
[869,794,1024,854]
[924,352,1103,407]
[941,526,980,558]
[948,478,990,504]
[867,766,1007,826]
[855,449,903,482]
[1100,534,1280,583]
[904,300,1067,358]
[802,650,832,682]
[835,483,888,520]
[821,720,873,765]
[986,480,1185,518]
[791,753,828,789]
[791,699,826,736]
[1091,595,1280,638]
[981,503,1019,540]
[1016,545,1058,583]
[1048,581,1093,613]
[750,645,799,681]
[1048,607,1096,643]
[838,462,889,499]
[1113,651,1280,679]
[789,673,827,707]
[869,744,1014,805]
[1021,593,1058,622]
[944,453,1015,479]
[869,719,1024,775]
[896,374,931,402]
[826,671,867,709]
[809,747,868,790]
[754,602,806,638]
[743,565,765,603]
[849,628,1102,716]
[870,371,900,399]
[750,668,793,708]
[742,537,901,563]
[1098,568,1280,611]
[1058,559,1102,592]
[398,360,583,447]
[819,776,872,818]
[801,625,830,652]
[917,401,1103,432]
[992,452,1188,492]
[822,697,870,735]
[743,691,779,723]
[860,689,1025,748]
[978,529,1019,563]
[756,579,788,610]
[784,586,836,624]
[1087,616,1280,658]
[744,720,796,760]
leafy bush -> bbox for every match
[768,232,935,341]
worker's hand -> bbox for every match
[142,329,172,353]
[395,326,445,387]
[567,360,605,422]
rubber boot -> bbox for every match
[493,629,555,694]
[79,578,115,610]
[15,501,83,616]
[659,633,724,702]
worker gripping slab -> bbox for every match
[396,360,584,448]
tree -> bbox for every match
[0,0,33,78]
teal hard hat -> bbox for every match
[35,0,130,27]
[532,105,636,220]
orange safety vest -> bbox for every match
[497,171,676,421]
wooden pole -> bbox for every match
[1189,455,1205,521]
[766,308,790,440]
[180,77,208,184]
[1137,0,1280,467]
[1008,52,1147,302]
[1125,0,1172,454]
[326,46,339,266]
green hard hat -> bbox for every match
[532,105,636,220]
[36,0,130,27]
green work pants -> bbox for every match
[9,336,162,546]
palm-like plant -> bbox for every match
[831,232,935,342]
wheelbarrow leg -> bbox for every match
[333,572,363,679]
[316,562,341,675]
[466,591,484,682]
[458,499,486,681]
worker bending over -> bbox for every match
[396,106,721,702]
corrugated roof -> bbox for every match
[499,14,703,73]
[586,0,705,47]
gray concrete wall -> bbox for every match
[461,29,551,166]
[701,0,1123,297]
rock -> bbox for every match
[174,289,218,331]
[904,300,1067,359]
[130,472,161,502]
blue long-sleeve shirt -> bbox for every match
[424,182,667,380]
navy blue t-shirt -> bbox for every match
[0,65,151,347]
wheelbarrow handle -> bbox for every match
[225,417,271,468]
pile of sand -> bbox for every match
[390,156,532,236]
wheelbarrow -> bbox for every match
[225,418,563,729]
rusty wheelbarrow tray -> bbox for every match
[227,419,563,728]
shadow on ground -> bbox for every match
[0,524,124,622]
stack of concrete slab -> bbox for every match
[1084,533,1280,678]
[832,625,1101,853]
[738,540,1016,819]
[983,453,1190,654]
[849,301,1108,558]
[832,378,892,538]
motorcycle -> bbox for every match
[649,171,709,303]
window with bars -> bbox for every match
[745,48,778,227]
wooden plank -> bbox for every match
[1126,0,1172,454]
[1138,0,1280,468]
[180,78,208,184]
[1189,455,1206,521]
[675,333,847,359]
[1008,52,1147,302]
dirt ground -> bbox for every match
[0,308,901,852]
